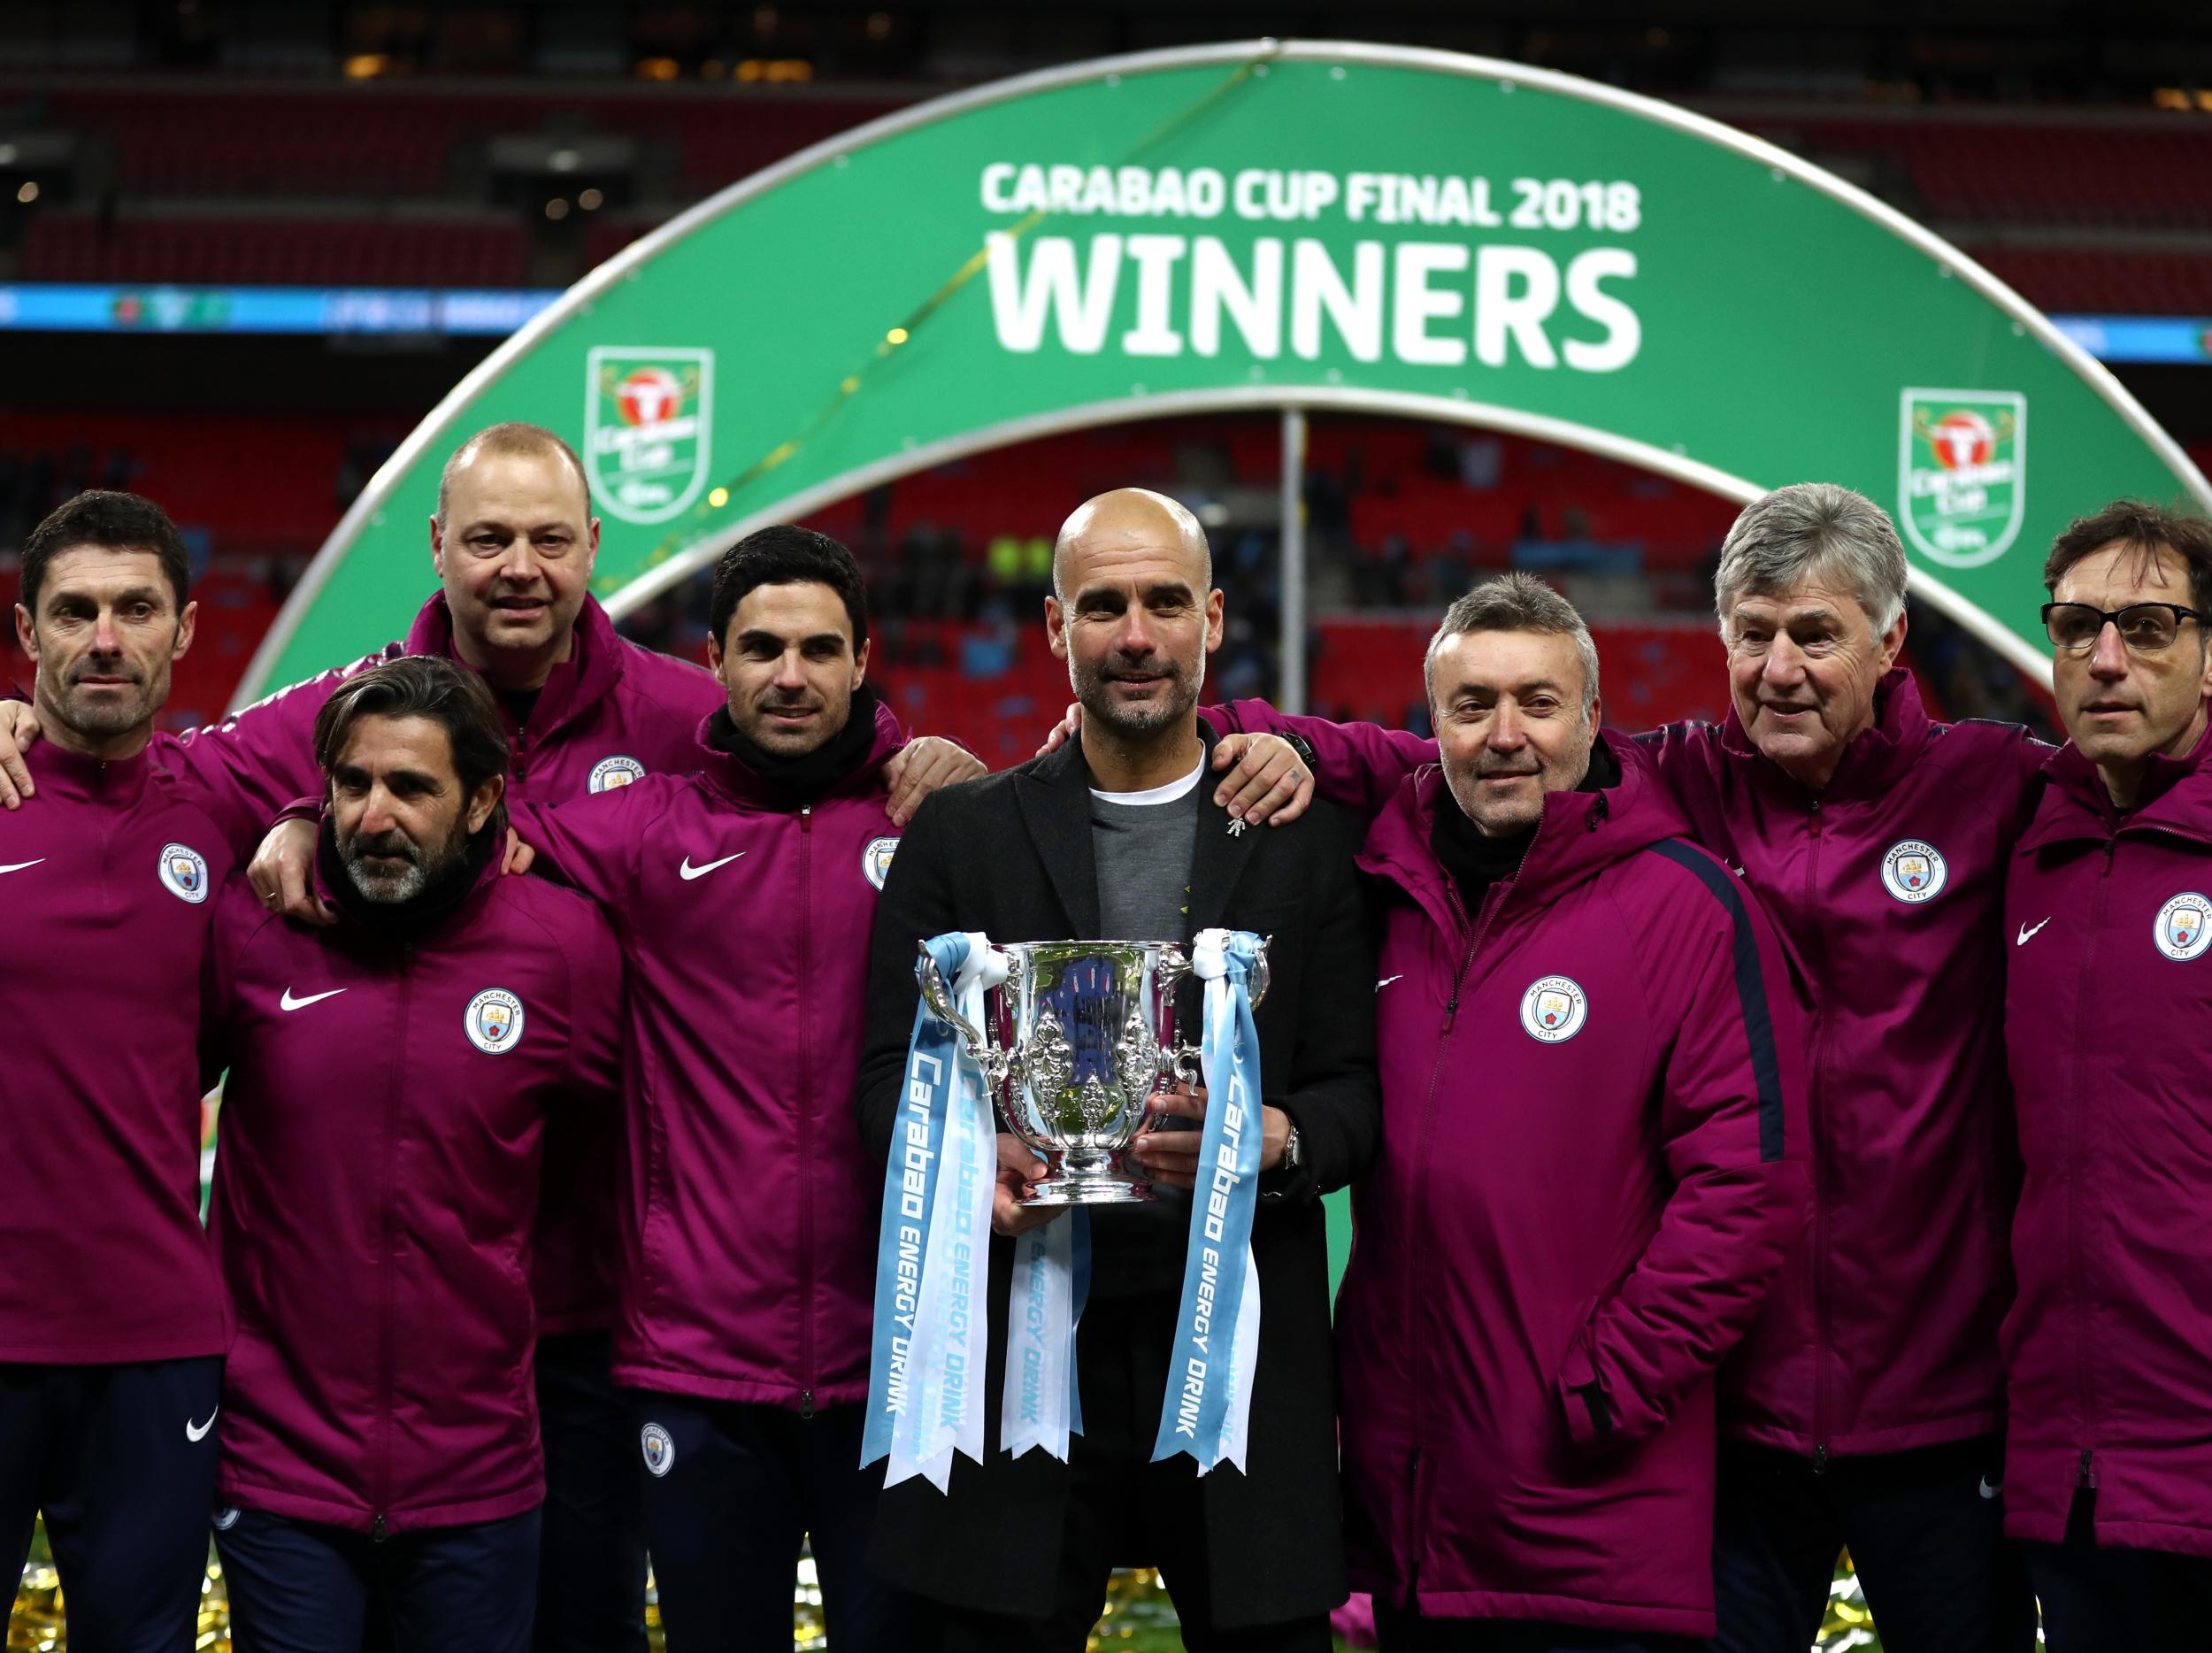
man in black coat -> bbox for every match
[855,488,1381,1651]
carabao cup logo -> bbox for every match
[1898,388,2026,569]
[1881,838,1948,904]
[465,988,526,1055]
[585,346,714,524]
[2154,892,2212,962]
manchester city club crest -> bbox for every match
[1898,388,2027,569]
[2153,892,2212,962]
[640,1422,675,1478]
[1880,838,1949,904]
[1518,974,1588,1044]
[157,842,210,904]
[588,754,646,793]
[862,835,899,891]
[464,988,526,1055]
[584,346,715,524]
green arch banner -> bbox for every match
[239,38,2210,703]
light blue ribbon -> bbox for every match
[1152,928,1266,1473]
[861,932,974,1470]
[1001,1208,1091,1459]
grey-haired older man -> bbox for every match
[1192,483,2047,1652]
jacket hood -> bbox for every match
[405,589,627,747]
[1358,729,1690,934]
[1718,667,1932,802]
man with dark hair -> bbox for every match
[2002,500,2212,1653]
[2,490,259,1652]
[0,430,975,1653]
[19,487,194,619]
[203,655,625,1653]
[503,525,935,1650]
[1338,574,1805,1649]
[854,488,1382,1651]
[708,522,870,665]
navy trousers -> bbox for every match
[928,1297,1331,1653]
[2025,1489,2212,1653]
[1707,1437,2037,1653]
[533,1333,648,1653]
[626,1392,918,1653]
[214,1504,541,1653]
[1374,1609,1694,1653]
[0,1356,223,1653]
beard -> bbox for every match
[730,686,847,755]
[1071,649,1205,740]
[1442,727,1594,837]
[48,661,160,743]
[339,820,471,905]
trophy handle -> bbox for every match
[916,942,1010,1090]
[1151,936,1271,1089]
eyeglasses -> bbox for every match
[2041,602,2207,654]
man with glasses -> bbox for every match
[2001,501,2212,1653]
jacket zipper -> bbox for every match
[2068,840,2114,1492]
[797,804,816,1420]
[374,943,412,1539]
[1400,818,1539,1586]
[1805,796,1832,1471]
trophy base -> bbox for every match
[1018,1179,1153,1207]
[1018,1158,1153,1206]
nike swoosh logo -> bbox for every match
[186,1408,218,1442]
[280,987,348,1011]
[2016,918,2051,946]
[0,859,44,875]
[679,851,746,880]
[1376,975,1404,990]
[1978,1476,2001,1500]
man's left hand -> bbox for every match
[1129,1082,1293,1189]
[1211,733,1316,828]
[882,736,987,826]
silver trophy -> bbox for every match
[917,938,1271,1206]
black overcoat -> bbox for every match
[853,724,1382,1626]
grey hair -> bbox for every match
[1714,483,1909,641]
[1425,572,1601,708]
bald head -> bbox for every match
[436,422,590,532]
[1045,486,1223,751]
[1052,488,1211,603]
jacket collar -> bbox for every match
[404,590,627,748]
[27,735,152,807]
[1717,667,1932,803]
[1358,729,1686,937]
[691,696,904,811]
[2020,722,2212,854]
[1016,719,1256,940]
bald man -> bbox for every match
[855,489,1382,1650]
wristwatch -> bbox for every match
[1281,731,1317,772]
[1279,1123,1303,1172]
